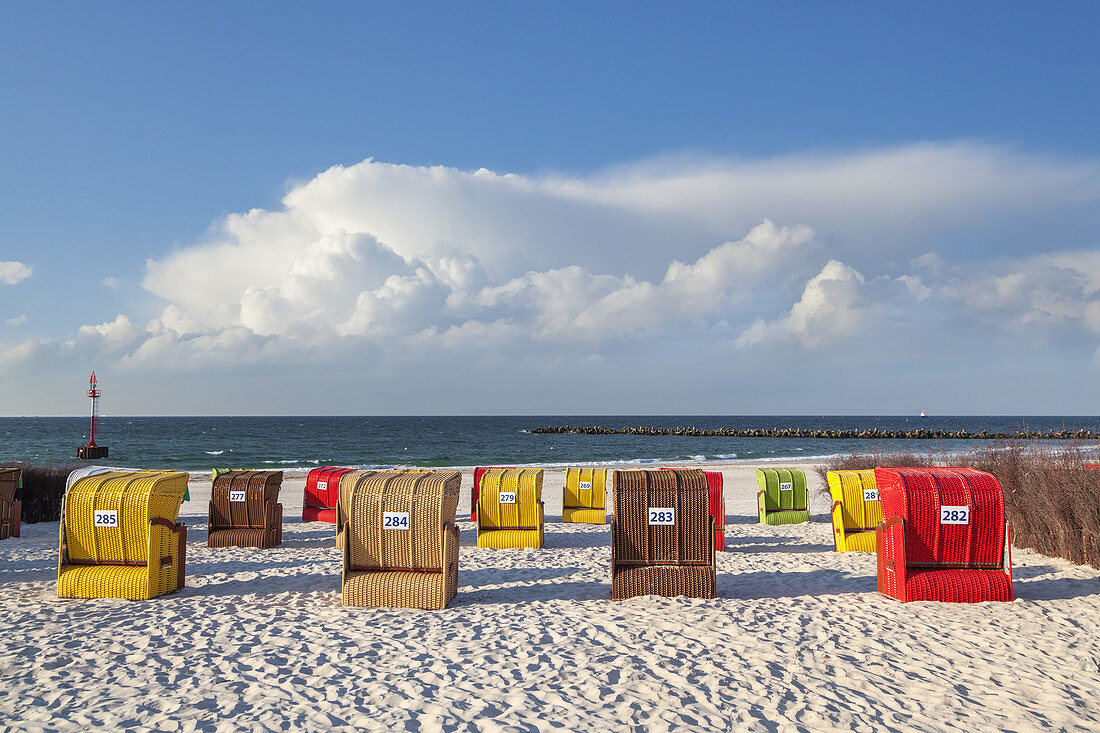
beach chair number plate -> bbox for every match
[863,489,879,501]
[649,508,675,525]
[941,506,970,524]
[499,492,517,504]
[317,481,327,491]
[382,512,410,529]
[579,481,592,490]
[780,482,793,492]
[229,490,247,503]
[93,510,118,527]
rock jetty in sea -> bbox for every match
[528,426,1099,440]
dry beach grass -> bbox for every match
[817,442,1100,568]
[0,462,1099,730]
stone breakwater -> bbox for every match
[530,426,1100,440]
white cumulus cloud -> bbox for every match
[3,144,1099,385]
[0,261,32,286]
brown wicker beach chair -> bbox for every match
[0,468,22,540]
[207,470,283,549]
[340,470,461,610]
[611,468,716,601]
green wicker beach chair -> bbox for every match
[756,468,810,525]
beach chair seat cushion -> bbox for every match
[562,507,606,524]
[57,564,152,600]
[302,506,337,523]
[476,524,544,550]
[611,563,715,601]
[761,509,811,526]
[840,529,876,553]
[904,567,1013,603]
[207,527,278,549]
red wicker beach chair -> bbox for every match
[303,466,355,523]
[207,470,284,549]
[875,466,1013,603]
[611,469,715,600]
[472,466,515,522]
[659,467,724,551]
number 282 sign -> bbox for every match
[940,506,970,524]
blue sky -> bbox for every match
[1,3,1099,415]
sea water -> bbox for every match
[2,415,1098,472]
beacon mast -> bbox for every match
[76,372,109,459]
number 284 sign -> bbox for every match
[382,512,410,529]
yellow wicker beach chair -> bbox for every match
[562,467,607,524]
[476,468,544,549]
[57,470,188,600]
[827,469,884,552]
[340,470,461,609]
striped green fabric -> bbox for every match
[756,468,809,525]
[761,509,811,526]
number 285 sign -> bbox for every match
[93,510,118,528]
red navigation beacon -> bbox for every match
[76,372,109,460]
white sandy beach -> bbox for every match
[2,460,1100,731]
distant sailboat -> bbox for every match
[920,410,927,418]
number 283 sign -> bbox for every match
[648,508,675,525]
